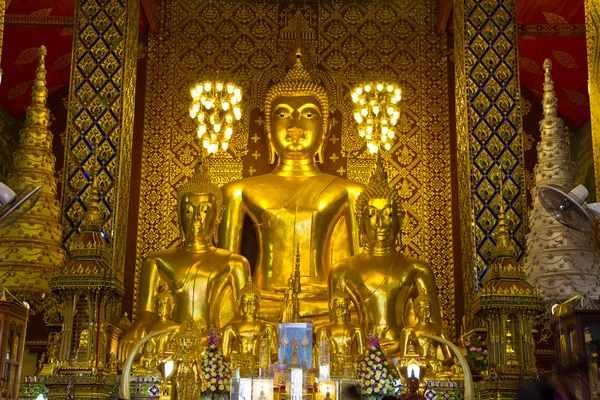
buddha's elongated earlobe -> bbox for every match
[317,116,332,164]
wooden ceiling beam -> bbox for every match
[435,0,453,36]
[141,0,159,33]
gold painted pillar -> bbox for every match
[454,0,528,325]
[60,0,140,283]
[585,0,600,199]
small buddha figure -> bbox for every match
[221,277,277,377]
[329,160,441,355]
[316,279,366,378]
[399,294,451,366]
[400,376,426,400]
[506,328,518,366]
[75,329,89,362]
[136,340,159,375]
[145,289,180,355]
[290,336,301,367]
[218,49,364,320]
[118,163,250,361]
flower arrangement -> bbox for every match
[356,334,395,398]
[464,334,488,373]
[201,327,231,396]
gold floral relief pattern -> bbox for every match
[138,0,454,335]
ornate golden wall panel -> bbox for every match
[60,0,140,282]
[585,0,600,200]
[138,0,454,335]
[454,0,527,322]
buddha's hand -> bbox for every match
[118,322,148,362]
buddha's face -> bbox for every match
[240,294,259,318]
[156,296,173,319]
[180,193,218,243]
[270,95,324,160]
[407,377,419,392]
[331,296,349,322]
[361,197,399,247]
[415,299,432,321]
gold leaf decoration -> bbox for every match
[542,12,568,25]
[520,57,543,75]
[15,47,40,66]
[61,27,73,36]
[7,80,33,100]
[30,8,52,18]
[51,54,71,71]
[563,88,589,107]
[552,49,578,69]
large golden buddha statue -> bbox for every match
[218,51,364,318]
[328,160,441,354]
[118,163,250,361]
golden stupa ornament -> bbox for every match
[0,45,64,295]
[351,81,402,153]
[189,79,242,153]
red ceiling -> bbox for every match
[0,1,591,127]
[0,0,148,120]
[517,0,590,126]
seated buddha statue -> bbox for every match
[118,163,250,361]
[218,50,364,320]
[221,277,277,377]
[145,289,180,355]
[399,294,450,361]
[315,279,366,378]
[328,160,441,355]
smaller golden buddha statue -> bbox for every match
[118,162,250,361]
[399,294,451,365]
[39,332,60,376]
[290,336,301,367]
[136,340,159,375]
[75,329,89,362]
[316,279,366,378]
[145,289,180,355]
[329,159,441,355]
[221,277,277,377]
[281,247,302,323]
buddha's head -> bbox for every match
[264,52,329,164]
[239,276,260,319]
[177,162,223,245]
[406,376,420,393]
[330,278,351,323]
[356,161,403,249]
[156,289,174,320]
[414,294,432,322]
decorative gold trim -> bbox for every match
[585,0,600,200]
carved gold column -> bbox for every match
[454,0,528,325]
[0,46,64,296]
[585,0,600,199]
[60,0,139,284]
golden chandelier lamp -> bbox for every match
[351,82,402,153]
[189,81,242,153]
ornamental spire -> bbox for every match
[542,59,557,118]
[493,173,516,259]
[0,46,64,295]
[525,59,600,304]
[29,46,48,111]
